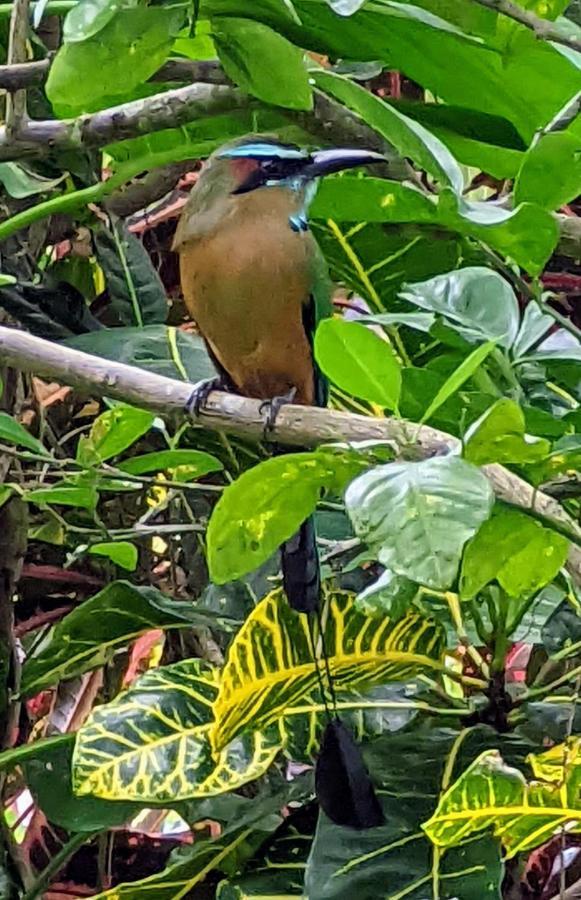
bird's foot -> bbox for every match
[186,376,229,418]
[259,387,297,440]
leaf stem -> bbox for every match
[444,591,490,679]
[521,663,581,702]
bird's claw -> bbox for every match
[259,387,297,440]
[186,376,227,418]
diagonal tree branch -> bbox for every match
[470,0,581,51]
[0,325,579,584]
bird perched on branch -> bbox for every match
[173,135,385,829]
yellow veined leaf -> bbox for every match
[210,588,444,753]
[528,739,581,784]
[73,660,281,803]
[423,749,581,857]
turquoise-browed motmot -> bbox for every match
[174,137,385,829]
[173,136,383,612]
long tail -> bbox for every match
[281,516,320,614]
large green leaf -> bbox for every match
[73,660,281,803]
[64,327,216,382]
[206,0,580,139]
[21,582,229,696]
[312,70,464,192]
[346,456,494,590]
[47,7,183,115]
[25,739,137,832]
[76,404,155,466]
[459,507,570,601]
[91,779,307,899]
[306,726,507,899]
[313,220,462,315]
[213,18,312,109]
[210,588,444,752]
[464,398,551,465]
[515,131,581,211]
[423,746,581,857]
[314,318,401,410]
[94,220,167,327]
[312,178,557,273]
[399,267,521,348]
[207,448,367,584]
[23,480,98,510]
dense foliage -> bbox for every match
[0,0,580,896]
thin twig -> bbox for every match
[470,0,581,52]
[5,0,30,136]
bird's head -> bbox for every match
[184,135,385,235]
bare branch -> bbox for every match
[0,58,49,90]
[0,325,579,584]
[470,0,581,52]
[5,0,30,136]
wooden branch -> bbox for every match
[0,58,48,90]
[0,83,248,161]
[0,325,580,584]
[470,0,581,51]
[0,56,226,91]
[5,0,30,136]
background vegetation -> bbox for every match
[0,0,580,896]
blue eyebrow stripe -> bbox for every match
[218,143,309,160]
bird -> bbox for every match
[173,135,385,828]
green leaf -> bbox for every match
[212,18,312,110]
[312,177,557,273]
[313,218,462,314]
[47,7,183,115]
[73,660,281,802]
[91,781,303,899]
[0,162,67,199]
[515,132,581,211]
[64,326,216,382]
[24,739,136,832]
[512,301,554,359]
[0,412,48,456]
[423,748,581,858]
[439,191,559,276]
[311,176,439,224]
[464,398,551,465]
[217,804,313,898]
[210,588,444,751]
[459,507,570,601]
[0,733,73,772]
[312,70,464,192]
[400,267,520,348]
[355,568,418,618]
[306,726,506,899]
[89,541,138,571]
[63,0,136,42]
[314,318,401,409]
[24,482,98,510]
[76,405,155,466]
[118,449,222,480]
[421,340,496,424]
[20,581,229,696]
[207,448,367,584]
[94,220,167,327]
[346,456,494,590]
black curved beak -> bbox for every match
[304,148,386,178]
